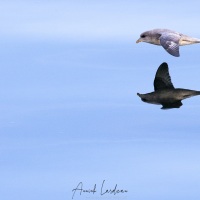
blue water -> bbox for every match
[0,39,200,200]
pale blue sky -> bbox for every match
[1,1,200,40]
[1,1,200,200]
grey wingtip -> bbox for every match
[168,52,180,57]
[174,54,180,57]
[170,51,180,57]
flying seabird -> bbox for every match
[137,62,200,109]
[136,29,200,57]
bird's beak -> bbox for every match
[136,38,142,43]
[137,93,141,97]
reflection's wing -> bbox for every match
[161,101,183,109]
[154,62,175,91]
[160,33,180,57]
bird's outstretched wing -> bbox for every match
[161,101,183,109]
[154,62,175,91]
[159,33,180,57]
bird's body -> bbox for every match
[138,89,200,109]
[137,63,200,109]
[136,29,200,57]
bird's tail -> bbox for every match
[180,36,200,45]
[194,91,200,95]
[192,37,200,43]
[183,90,200,98]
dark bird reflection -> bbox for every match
[137,62,200,109]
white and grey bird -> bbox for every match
[136,29,200,57]
[137,62,200,109]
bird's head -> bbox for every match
[137,93,148,102]
[136,30,160,45]
[136,31,152,44]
